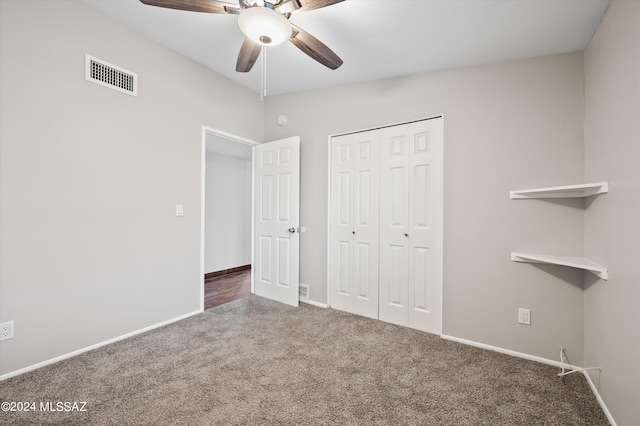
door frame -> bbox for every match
[200,126,259,311]
[326,115,444,333]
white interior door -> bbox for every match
[329,130,380,319]
[254,136,300,307]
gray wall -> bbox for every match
[265,52,587,364]
[584,1,640,424]
[0,0,263,375]
[204,152,252,272]
[2,1,636,422]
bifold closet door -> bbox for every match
[379,119,442,334]
[379,124,411,326]
[329,130,380,319]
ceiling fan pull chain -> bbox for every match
[262,46,267,100]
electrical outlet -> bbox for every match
[0,321,14,341]
[518,308,531,325]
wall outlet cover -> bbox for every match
[0,321,14,341]
[518,308,531,325]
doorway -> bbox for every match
[200,128,302,310]
[200,127,258,311]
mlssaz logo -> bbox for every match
[40,401,88,412]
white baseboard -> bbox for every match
[440,334,578,369]
[441,334,616,425]
[301,299,328,309]
[582,368,617,426]
[0,309,202,381]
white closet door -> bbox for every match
[407,119,442,334]
[379,125,411,326]
[379,119,443,334]
[329,130,380,319]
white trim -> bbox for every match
[330,115,444,139]
[326,134,333,308]
[202,126,261,147]
[250,145,256,295]
[440,334,582,370]
[441,334,617,424]
[301,299,328,309]
[582,370,617,426]
[436,116,444,335]
[200,128,207,311]
[0,310,201,381]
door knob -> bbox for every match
[404,233,409,237]
[288,227,296,233]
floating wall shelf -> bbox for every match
[510,181,609,281]
[509,182,608,199]
[511,252,608,280]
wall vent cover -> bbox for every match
[85,54,137,96]
[299,283,309,302]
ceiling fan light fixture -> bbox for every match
[238,7,292,46]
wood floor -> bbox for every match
[204,268,251,310]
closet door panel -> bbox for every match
[409,161,431,320]
[390,167,406,226]
[330,131,379,319]
[413,165,430,228]
[336,240,351,295]
[330,135,355,310]
[354,242,373,299]
[411,246,430,311]
[380,243,408,325]
[337,173,351,225]
[352,132,380,315]
[379,125,410,326]
[408,120,443,333]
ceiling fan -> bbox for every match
[139,0,344,72]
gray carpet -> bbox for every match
[0,296,608,425]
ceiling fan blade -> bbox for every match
[289,24,343,70]
[139,0,239,14]
[236,38,262,73]
[295,0,345,12]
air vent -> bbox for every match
[85,54,137,96]
[299,283,309,302]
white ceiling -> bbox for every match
[81,0,611,96]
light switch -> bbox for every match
[176,204,184,217]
